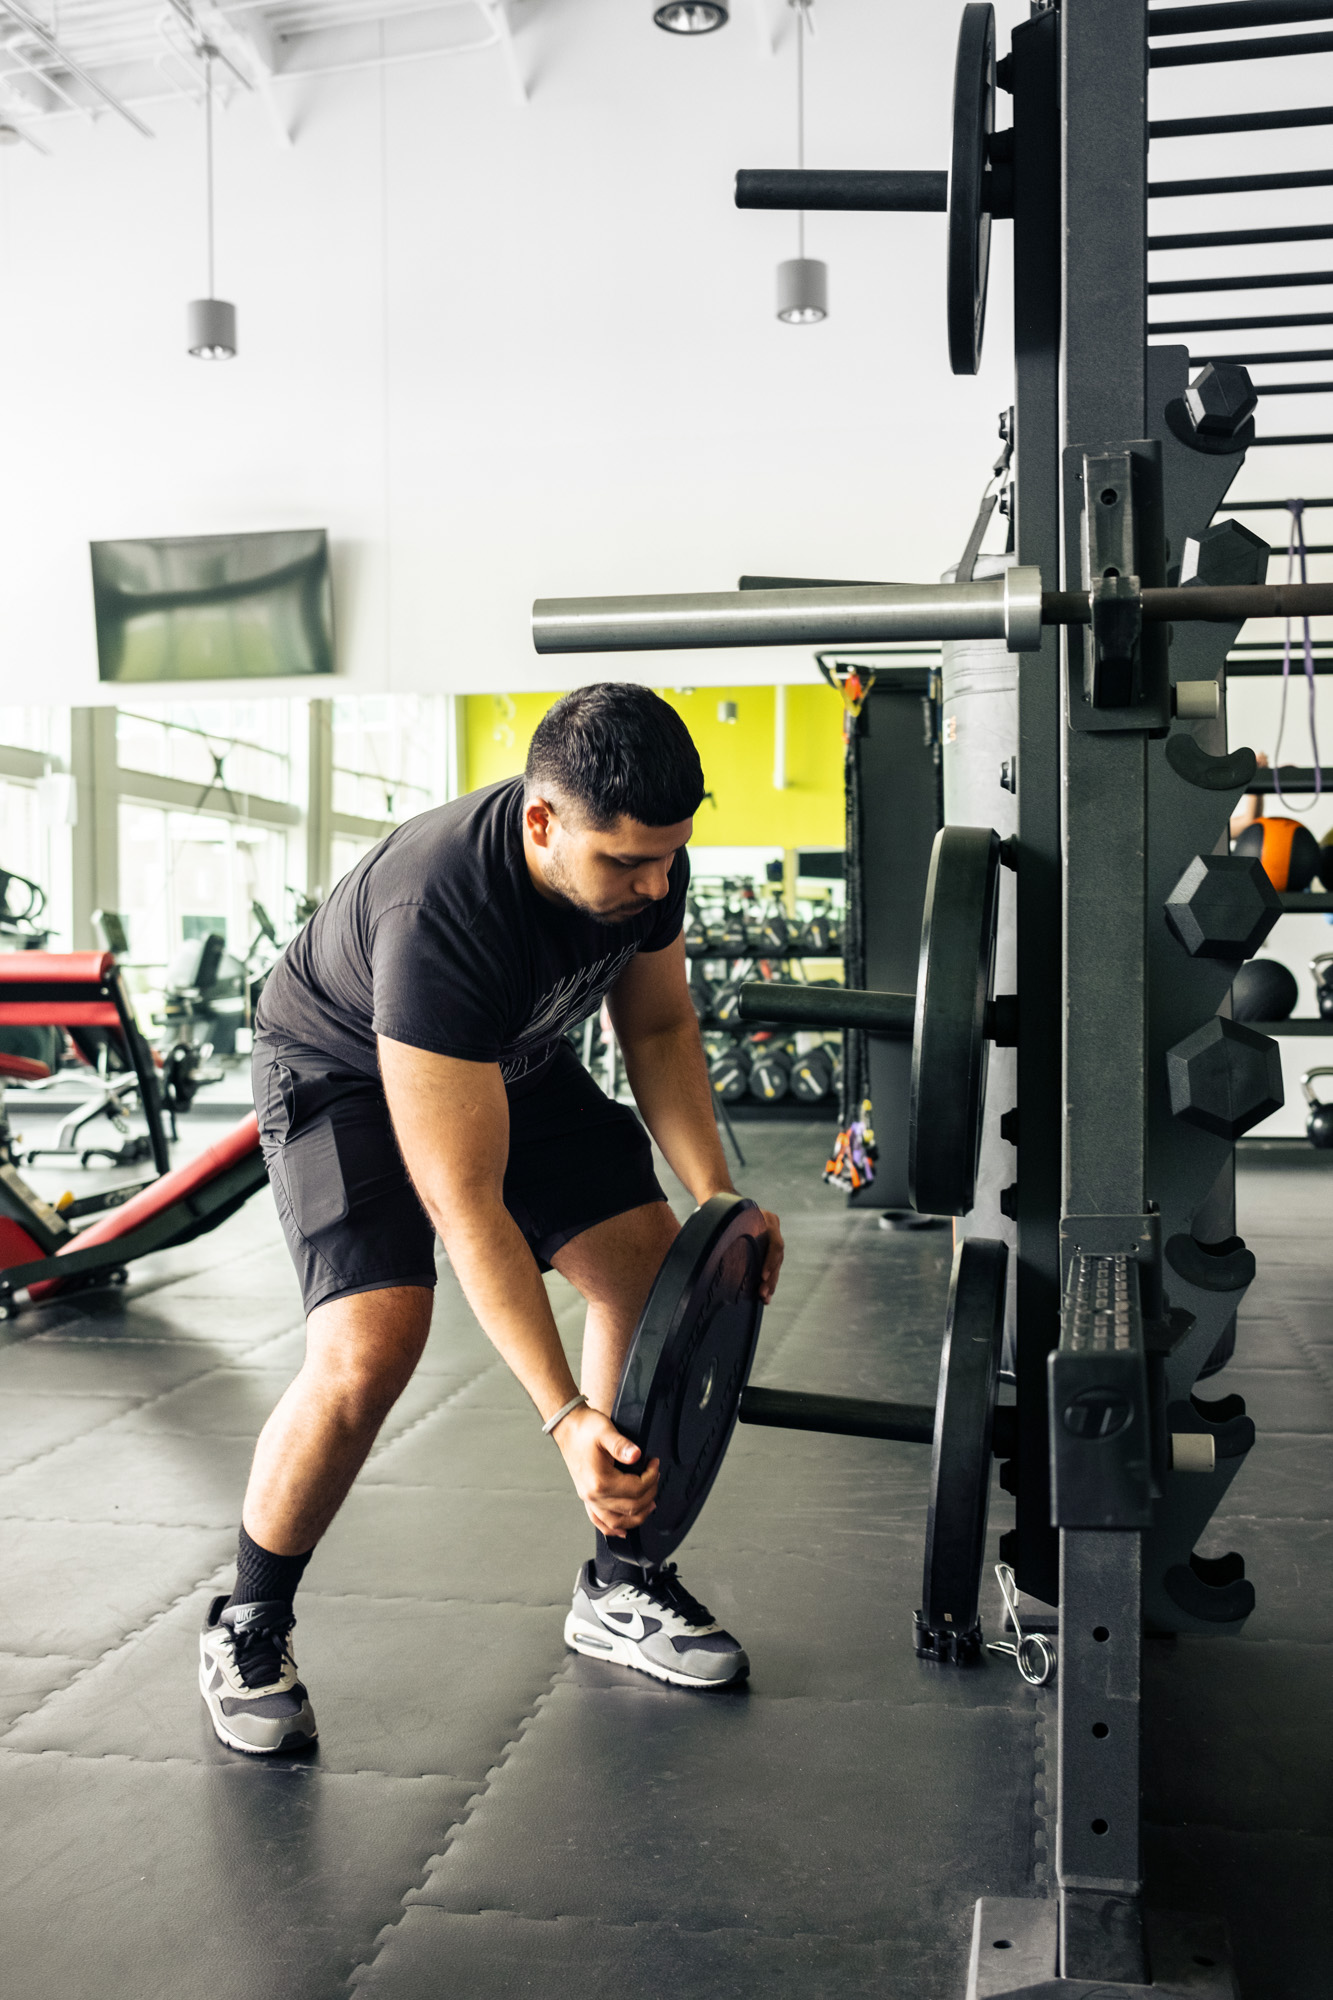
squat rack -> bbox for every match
[532,3,1332,1992]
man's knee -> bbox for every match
[302,1285,432,1425]
[554,1200,681,1310]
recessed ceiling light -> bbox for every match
[654,2,728,33]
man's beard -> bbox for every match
[543,848,649,924]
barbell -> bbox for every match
[531,573,1333,657]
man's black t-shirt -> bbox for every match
[256,778,688,1095]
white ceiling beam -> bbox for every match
[0,0,154,132]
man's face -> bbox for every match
[525,800,693,923]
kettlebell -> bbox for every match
[1302,1067,1333,1148]
[1311,954,1333,1022]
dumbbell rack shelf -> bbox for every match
[1252,1018,1333,1035]
[1279,893,1333,913]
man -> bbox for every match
[199,683,784,1755]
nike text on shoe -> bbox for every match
[564,1561,749,1688]
[199,1595,318,1755]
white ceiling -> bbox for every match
[0,0,526,147]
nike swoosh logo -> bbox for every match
[599,1609,661,1643]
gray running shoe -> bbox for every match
[199,1595,318,1755]
[565,1561,749,1688]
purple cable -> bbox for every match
[1274,497,1322,813]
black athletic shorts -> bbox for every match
[252,1035,667,1317]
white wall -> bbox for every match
[0,0,1028,704]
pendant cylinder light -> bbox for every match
[778,0,825,324]
[654,1,728,29]
[777,258,827,324]
[187,296,237,359]
[188,51,237,360]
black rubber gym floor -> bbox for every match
[0,1122,1328,1998]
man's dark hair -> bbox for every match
[525,684,705,829]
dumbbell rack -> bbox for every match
[526,2,1333,1990]
[691,919,846,1111]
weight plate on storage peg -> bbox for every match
[947,3,996,376]
[915,1236,1008,1664]
[909,825,1002,1217]
[607,1194,768,1569]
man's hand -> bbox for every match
[552,1403,660,1536]
[756,1207,785,1303]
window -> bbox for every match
[117,701,296,808]
[118,803,296,1015]
[331,695,444,826]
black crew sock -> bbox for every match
[228,1522,314,1612]
[594,1532,647,1588]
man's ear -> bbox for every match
[525,795,558,849]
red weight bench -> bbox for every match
[0,951,170,1173]
[0,1110,265,1319]
[0,954,268,1320]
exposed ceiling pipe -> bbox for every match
[0,0,154,134]
[0,36,92,118]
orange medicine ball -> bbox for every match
[1234,816,1321,893]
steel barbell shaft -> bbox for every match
[533,575,1333,657]
[1046,582,1333,624]
[533,569,1045,656]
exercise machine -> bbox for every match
[0,951,266,1319]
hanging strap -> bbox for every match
[956,492,998,586]
[1274,498,1322,813]
[956,425,1014,584]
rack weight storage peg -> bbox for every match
[739,825,1011,1216]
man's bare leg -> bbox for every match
[551,1200,681,1416]
[242,1284,434,1555]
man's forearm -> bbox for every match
[617,1013,734,1205]
[418,1187,578,1423]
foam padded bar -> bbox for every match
[0,952,113,985]
[735,169,947,212]
[738,1385,936,1445]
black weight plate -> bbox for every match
[607,1193,768,1569]
[908,824,1001,1217]
[946,2,995,377]
[916,1236,1007,1661]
